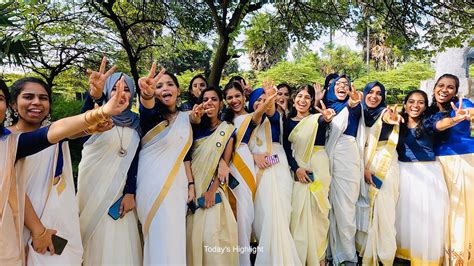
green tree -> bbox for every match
[244,12,289,71]
[319,45,366,79]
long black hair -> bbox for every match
[0,79,10,134]
[197,86,224,130]
[288,84,316,119]
[9,77,52,125]
[187,74,207,104]
[152,71,180,122]
[400,89,429,139]
[222,81,244,124]
[429,73,460,114]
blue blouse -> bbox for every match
[240,120,256,144]
[0,127,52,161]
[397,114,443,162]
[343,105,362,137]
[435,99,474,156]
[283,116,328,172]
[261,111,281,143]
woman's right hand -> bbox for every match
[296,167,310,183]
[32,228,57,255]
[364,168,375,186]
[139,62,165,100]
[187,184,196,203]
[87,56,117,99]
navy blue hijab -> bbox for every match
[362,81,386,127]
[323,75,351,114]
[248,88,264,113]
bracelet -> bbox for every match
[141,91,154,100]
[188,181,195,187]
[32,227,47,240]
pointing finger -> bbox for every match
[320,100,327,110]
[99,56,107,74]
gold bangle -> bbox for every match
[98,106,107,120]
[84,110,94,126]
[32,227,47,240]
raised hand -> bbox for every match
[87,56,117,99]
[240,80,253,98]
[348,83,362,107]
[139,62,166,100]
[313,83,324,103]
[450,95,470,123]
[383,104,405,125]
[189,103,205,123]
[102,76,130,117]
[315,100,336,122]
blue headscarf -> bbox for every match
[248,88,264,113]
[104,72,140,134]
[362,81,386,127]
[323,75,350,114]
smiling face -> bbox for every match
[13,82,50,126]
[434,77,457,104]
[277,86,290,106]
[404,92,426,119]
[155,74,179,108]
[0,90,6,123]
[334,77,349,100]
[294,88,312,115]
[225,87,245,114]
[365,85,383,108]
[191,77,207,98]
[203,90,221,118]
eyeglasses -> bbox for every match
[335,81,349,87]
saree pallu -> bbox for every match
[77,127,141,265]
[0,134,24,265]
[187,122,239,266]
[249,117,301,265]
[437,142,474,266]
[288,114,331,265]
[325,107,366,264]
[357,114,400,266]
[137,112,192,265]
[230,114,256,266]
[396,161,448,266]
[18,142,82,265]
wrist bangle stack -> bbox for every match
[84,106,110,126]
[32,228,47,240]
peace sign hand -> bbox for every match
[348,84,362,107]
[87,56,117,99]
[189,103,205,124]
[315,100,336,122]
[383,104,405,125]
[102,76,130,117]
[450,95,470,123]
[139,62,166,100]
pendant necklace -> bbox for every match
[116,127,127,157]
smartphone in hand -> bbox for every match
[108,195,124,220]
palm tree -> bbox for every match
[0,1,37,64]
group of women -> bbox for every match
[0,55,473,266]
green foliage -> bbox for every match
[256,61,323,88]
[319,45,366,79]
[244,12,289,71]
[50,94,83,121]
[353,61,434,104]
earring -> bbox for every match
[13,110,18,117]
[4,109,13,127]
[41,114,52,127]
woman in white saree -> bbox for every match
[322,75,366,265]
[186,86,239,265]
[7,77,83,265]
[248,83,301,265]
[283,85,335,265]
[136,64,194,265]
[77,70,142,265]
[0,76,129,265]
[356,82,403,265]
[222,81,273,265]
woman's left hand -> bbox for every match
[383,104,405,125]
[315,100,336,122]
[187,185,196,203]
[348,84,362,107]
[217,159,230,184]
[119,194,136,218]
[451,95,470,123]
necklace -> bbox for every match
[116,127,127,157]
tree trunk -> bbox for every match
[208,34,230,87]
